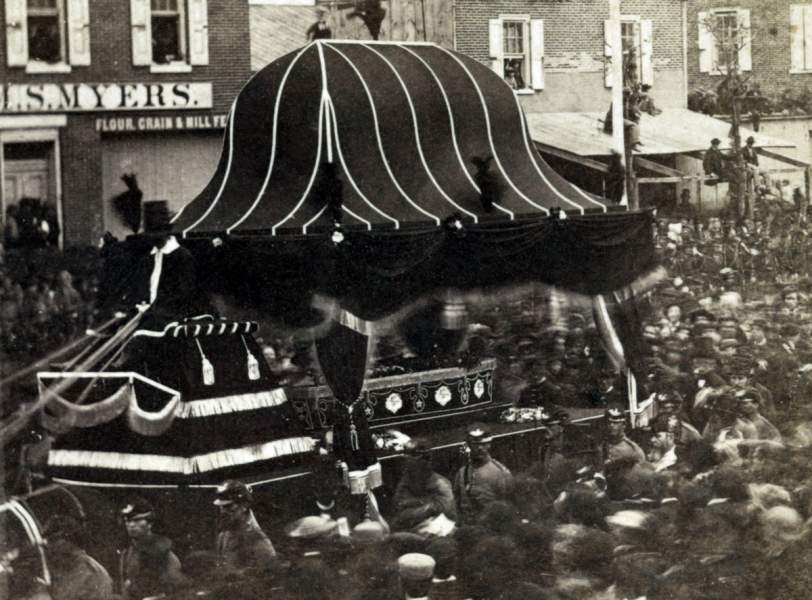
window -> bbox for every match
[151,0,185,64]
[790,4,812,73]
[698,9,752,74]
[27,0,63,63]
[130,0,209,72]
[4,0,90,71]
[604,17,653,88]
[488,16,545,91]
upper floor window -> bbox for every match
[130,0,209,72]
[488,16,545,92]
[698,8,752,74]
[604,17,653,88]
[790,4,812,73]
[4,0,90,72]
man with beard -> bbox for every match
[453,426,513,524]
[213,480,277,576]
[392,439,457,533]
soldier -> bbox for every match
[453,426,513,524]
[213,480,277,576]
[601,407,646,467]
[119,499,188,599]
[397,553,436,600]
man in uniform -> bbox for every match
[119,499,188,599]
[453,426,513,524]
[602,407,646,467]
[214,480,277,576]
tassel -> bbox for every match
[241,336,261,381]
[196,339,215,386]
[350,422,359,451]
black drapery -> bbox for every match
[314,316,379,479]
[180,210,658,327]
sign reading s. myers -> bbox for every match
[0,82,212,113]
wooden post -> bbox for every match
[608,0,627,206]
[805,166,811,221]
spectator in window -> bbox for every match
[504,60,525,90]
[29,22,60,63]
[307,7,332,40]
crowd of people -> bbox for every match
[10,188,812,599]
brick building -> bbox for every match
[1,0,251,246]
[687,0,812,96]
[453,0,688,114]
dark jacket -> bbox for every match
[119,534,188,599]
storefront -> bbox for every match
[0,81,228,246]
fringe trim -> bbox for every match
[39,383,132,432]
[176,388,288,418]
[48,436,315,475]
[133,320,258,339]
[127,389,181,437]
[347,462,383,495]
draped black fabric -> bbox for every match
[182,210,658,326]
[606,293,649,382]
[314,320,378,471]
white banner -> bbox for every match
[0,82,213,113]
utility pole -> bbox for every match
[608,0,628,207]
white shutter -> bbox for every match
[604,19,613,88]
[188,0,209,66]
[68,0,91,66]
[488,19,504,78]
[530,18,544,90]
[698,11,713,73]
[130,0,152,66]
[738,9,752,71]
[640,19,654,85]
[791,5,805,71]
[5,0,28,67]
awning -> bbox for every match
[525,108,797,158]
[172,40,611,239]
[111,41,659,324]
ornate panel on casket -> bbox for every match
[287,359,496,432]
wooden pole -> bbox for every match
[608,0,627,206]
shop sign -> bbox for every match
[95,113,228,133]
[0,82,213,113]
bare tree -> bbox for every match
[700,11,755,221]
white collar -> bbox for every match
[151,235,180,255]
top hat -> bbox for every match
[142,200,173,235]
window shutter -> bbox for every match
[698,11,713,73]
[488,19,504,78]
[530,19,544,90]
[738,9,752,71]
[5,0,28,67]
[604,19,613,88]
[130,0,152,66]
[640,19,654,85]
[68,0,91,66]
[188,0,209,66]
[791,5,805,71]
[804,6,812,71]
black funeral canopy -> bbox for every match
[168,41,657,323]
